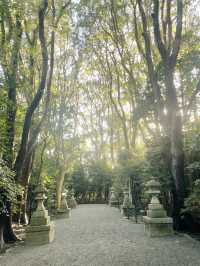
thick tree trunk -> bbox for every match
[165,67,185,229]
[3,76,17,167]
[14,0,48,181]
[56,168,65,210]
[137,0,184,229]
[3,202,19,243]
[1,15,22,168]
[171,113,185,229]
[0,216,5,253]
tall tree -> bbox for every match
[0,0,22,167]
[134,0,184,227]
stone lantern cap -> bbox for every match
[146,178,161,196]
[34,182,46,200]
[34,182,45,193]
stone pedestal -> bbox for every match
[109,187,118,207]
[26,183,55,245]
[56,190,71,219]
[143,179,173,237]
[143,216,173,237]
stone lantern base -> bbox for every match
[26,208,55,245]
[26,222,55,245]
[143,216,173,237]
[56,207,71,219]
[56,193,71,219]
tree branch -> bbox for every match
[152,0,167,60]
[170,0,183,68]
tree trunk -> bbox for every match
[14,0,48,180]
[165,67,185,229]
[19,155,33,225]
[3,202,19,243]
[56,168,65,210]
[0,216,5,253]
[1,15,22,168]
[3,76,17,167]
[171,113,185,228]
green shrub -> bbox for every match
[183,179,200,218]
[0,159,22,215]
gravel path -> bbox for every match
[0,204,200,266]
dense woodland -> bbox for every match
[0,0,200,251]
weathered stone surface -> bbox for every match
[143,216,173,237]
[143,178,173,237]
[109,187,118,207]
[30,215,50,226]
[68,198,77,209]
[26,222,55,245]
[121,187,133,218]
[67,189,78,209]
[147,209,167,218]
[56,208,71,219]
[56,191,71,218]
[25,183,55,245]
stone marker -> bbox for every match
[56,189,71,218]
[143,178,173,237]
[121,186,133,218]
[109,187,119,207]
[67,189,77,209]
[26,182,55,245]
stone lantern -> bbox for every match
[143,178,173,237]
[109,187,118,207]
[26,182,55,245]
[57,189,71,218]
[121,186,134,218]
[67,189,77,209]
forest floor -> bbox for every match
[0,204,200,266]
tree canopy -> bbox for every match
[0,0,200,250]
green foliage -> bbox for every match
[87,160,112,194]
[69,160,113,202]
[0,0,200,234]
[71,163,88,198]
[112,150,147,205]
[185,120,200,183]
[0,159,22,215]
[145,137,172,191]
[0,90,7,154]
[43,175,56,210]
[183,179,200,218]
